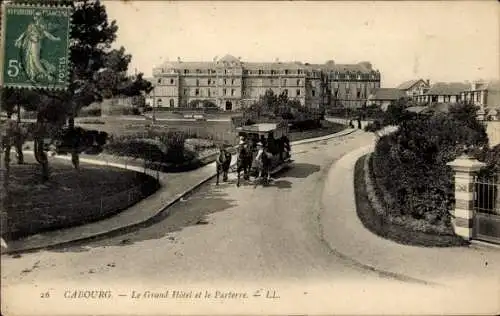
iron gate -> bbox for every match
[473,174,500,244]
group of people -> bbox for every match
[215,133,291,187]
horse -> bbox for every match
[215,147,232,185]
[253,146,273,187]
[236,144,252,187]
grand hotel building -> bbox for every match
[150,54,381,111]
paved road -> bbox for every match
[0,131,484,314]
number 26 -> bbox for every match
[7,59,20,77]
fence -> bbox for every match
[474,174,500,215]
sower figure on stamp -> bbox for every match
[14,11,61,82]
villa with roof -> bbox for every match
[149,54,381,111]
[397,79,430,100]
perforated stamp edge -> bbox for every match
[0,1,73,91]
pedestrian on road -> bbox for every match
[357,116,362,129]
[255,142,271,185]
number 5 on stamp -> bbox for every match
[0,2,73,90]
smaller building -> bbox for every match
[367,88,406,111]
[397,79,430,101]
[460,80,500,118]
[421,82,470,104]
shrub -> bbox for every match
[105,130,194,165]
[371,103,489,232]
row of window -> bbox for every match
[157,77,378,88]
[159,67,379,78]
[186,88,238,97]
[156,89,367,101]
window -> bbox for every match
[271,70,275,75]
[476,93,481,102]
[184,69,189,74]
[224,79,227,85]
[195,88,200,96]
[231,89,235,96]
[357,91,361,98]
[285,70,289,75]
[297,79,300,86]
[270,79,274,85]
[170,79,174,85]
[157,98,162,106]
[169,99,174,107]
[283,89,288,95]
[312,90,316,97]
[232,79,235,85]
[208,79,211,85]
[296,89,301,96]
[283,79,287,86]
[208,89,211,97]
[196,79,199,86]
[196,69,201,74]
[224,69,227,74]
[223,88,227,95]
[259,70,263,75]
[184,89,188,96]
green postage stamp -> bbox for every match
[0,2,72,90]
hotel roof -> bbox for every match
[154,54,378,74]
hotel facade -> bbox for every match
[150,55,381,111]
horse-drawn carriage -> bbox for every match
[233,122,292,186]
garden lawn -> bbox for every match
[288,121,346,142]
[1,155,159,240]
[77,117,347,145]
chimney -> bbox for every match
[177,57,181,63]
[426,79,430,86]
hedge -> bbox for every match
[371,105,489,232]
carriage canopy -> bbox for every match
[235,122,289,140]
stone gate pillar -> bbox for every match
[447,155,486,240]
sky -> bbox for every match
[103,0,499,88]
